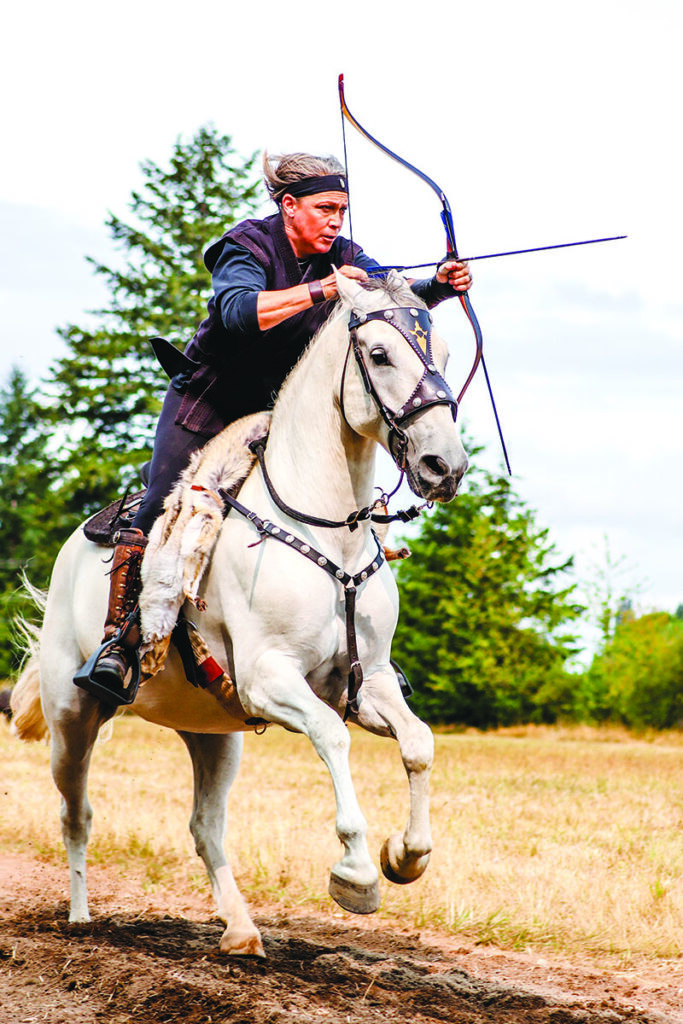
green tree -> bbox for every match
[46,124,261,510]
[586,610,683,729]
[573,541,644,721]
[392,453,583,727]
[0,368,66,674]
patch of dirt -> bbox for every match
[1,854,681,1024]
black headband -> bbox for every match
[281,174,348,200]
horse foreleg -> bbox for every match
[354,669,434,885]
[177,731,264,956]
[242,652,379,914]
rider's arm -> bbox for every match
[255,254,375,331]
[212,241,372,335]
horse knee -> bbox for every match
[310,713,350,758]
[399,718,434,774]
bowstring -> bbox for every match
[339,94,355,250]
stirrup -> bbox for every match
[73,615,142,707]
[391,658,413,699]
[74,638,141,707]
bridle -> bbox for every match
[340,304,458,470]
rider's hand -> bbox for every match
[436,260,472,292]
[321,265,368,299]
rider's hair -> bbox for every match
[262,151,346,205]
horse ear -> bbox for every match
[332,267,366,309]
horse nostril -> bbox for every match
[421,454,449,479]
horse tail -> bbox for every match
[10,576,49,743]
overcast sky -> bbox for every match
[2,0,681,654]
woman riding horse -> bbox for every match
[89,151,473,696]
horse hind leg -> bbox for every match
[177,731,264,957]
[12,641,101,922]
[47,696,109,923]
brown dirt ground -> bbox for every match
[1,854,681,1024]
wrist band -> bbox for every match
[308,280,326,304]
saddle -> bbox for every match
[83,489,146,546]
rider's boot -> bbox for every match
[382,544,411,562]
[90,528,148,691]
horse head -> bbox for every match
[335,270,468,502]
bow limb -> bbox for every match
[339,74,450,205]
[339,75,510,473]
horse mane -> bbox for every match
[357,273,424,308]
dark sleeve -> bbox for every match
[410,277,457,310]
[211,239,265,335]
[351,247,382,274]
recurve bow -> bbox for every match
[338,74,511,474]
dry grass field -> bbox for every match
[2,714,683,964]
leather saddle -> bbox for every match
[83,488,147,546]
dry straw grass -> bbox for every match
[2,715,682,961]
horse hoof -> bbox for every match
[219,929,266,957]
[328,871,380,915]
[380,838,430,885]
[68,909,91,925]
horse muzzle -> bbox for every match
[408,450,468,503]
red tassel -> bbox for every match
[197,656,224,686]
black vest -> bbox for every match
[177,213,360,436]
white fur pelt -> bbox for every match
[139,411,271,648]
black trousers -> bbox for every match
[132,387,210,536]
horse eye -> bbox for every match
[370,348,389,366]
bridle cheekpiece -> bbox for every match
[346,305,458,467]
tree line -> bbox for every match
[1,126,681,729]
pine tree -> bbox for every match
[0,368,64,674]
[392,451,583,727]
[46,125,261,507]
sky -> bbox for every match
[2,0,681,655]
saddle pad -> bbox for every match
[83,490,145,546]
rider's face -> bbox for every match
[281,191,348,257]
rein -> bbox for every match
[250,439,424,532]
[250,303,455,532]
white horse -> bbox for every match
[11,271,468,957]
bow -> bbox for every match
[338,74,511,475]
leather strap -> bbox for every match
[218,487,385,719]
[308,280,327,304]
[249,439,422,532]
